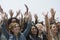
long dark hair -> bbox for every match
[26,25,39,40]
[30,25,39,36]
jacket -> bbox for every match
[1,21,32,40]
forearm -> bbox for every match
[35,19,38,24]
[1,23,9,39]
[23,21,32,37]
[45,15,51,40]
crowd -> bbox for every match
[0,4,60,40]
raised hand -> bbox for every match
[24,4,28,12]
[50,8,56,16]
[34,14,38,19]
[16,10,20,17]
[34,13,38,24]
[24,11,32,22]
[50,8,56,23]
[42,11,48,17]
[24,4,28,15]
[43,11,52,40]
[9,9,13,18]
[0,5,3,13]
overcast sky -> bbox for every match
[0,0,60,22]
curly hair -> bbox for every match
[8,23,20,34]
[6,17,20,32]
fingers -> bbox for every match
[9,9,14,18]
[0,5,3,13]
[24,11,32,22]
[50,8,55,16]
[24,4,29,15]
[24,4,28,12]
[42,11,48,16]
[16,10,20,17]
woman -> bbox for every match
[36,23,48,40]
[1,18,32,40]
[50,24,59,40]
[27,25,42,40]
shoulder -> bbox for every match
[9,34,13,38]
[37,37,42,40]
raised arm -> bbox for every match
[49,8,56,23]
[9,9,14,18]
[34,14,38,24]
[24,4,29,15]
[50,8,56,18]
[1,22,9,39]
[15,10,20,18]
[23,12,32,37]
[25,4,28,13]
[42,12,52,40]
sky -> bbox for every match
[0,0,60,22]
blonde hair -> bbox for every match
[9,23,19,30]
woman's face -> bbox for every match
[36,24,43,34]
[31,26,37,35]
[51,24,58,33]
[12,24,20,34]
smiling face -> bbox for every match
[12,24,20,34]
[31,26,37,35]
[51,24,58,33]
[9,23,20,34]
[36,23,43,34]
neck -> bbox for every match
[14,33,18,37]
